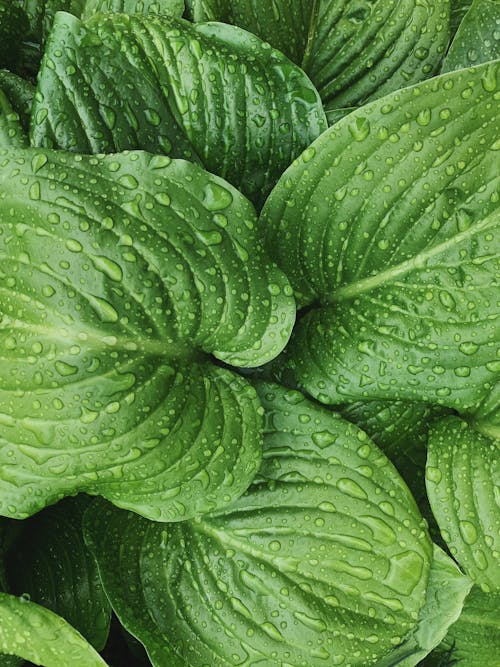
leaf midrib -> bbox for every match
[329,212,499,303]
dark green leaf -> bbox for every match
[0,3,31,69]
[260,61,500,413]
[0,148,295,521]
[22,0,87,41]
[6,496,111,651]
[450,0,473,35]
[0,593,108,666]
[442,0,500,72]
[85,382,433,667]
[82,0,185,19]
[31,12,327,206]
[426,416,500,592]
[186,0,450,110]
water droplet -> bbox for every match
[312,431,337,449]
[203,182,233,211]
[459,520,478,545]
[337,478,368,500]
[92,255,123,282]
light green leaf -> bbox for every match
[260,61,500,412]
[376,545,472,666]
[6,497,111,651]
[0,148,295,521]
[85,382,433,667]
[186,0,450,110]
[81,0,185,20]
[425,587,500,667]
[426,416,500,592]
[30,12,327,207]
[442,0,500,72]
[0,593,108,666]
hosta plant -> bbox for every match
[0,1,498,666]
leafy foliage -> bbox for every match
[426,416,500,592]
[443,0,500,72]
[31,12,327,206]
[85,383,434,667]
[185,0,451,111]
[261,60,500,413]
[0,149,295,521]
[6,496,111,651]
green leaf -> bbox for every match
[6,497,111,651]
[186,0,450,110]
[0,593,108,666]
[450,0,473,34]
[376,545,472,666]
[0,91,28,149]
[337,401,447,511]
[442,0,500,72]
[82,0,185,20]
[0,3,31,69]
[260,61,500,412]
[427,587,500,667]
[426,416,500,592]
[0,72,34,132]
[85,382,433,667]
[30,12,327,206]
[22,0,87,41]
[0,148,295,521]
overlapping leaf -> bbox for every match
[0,148,295,521]
[0,72,34,148]
[442,0,500,72]
[423,587,500,667]
[85,382,433,667]
[426,416,500,592]
[6,496,111,650]
[82,0,185,19]
[186,0,450,111]
[376,545,472,667]
[31,11,327,206]
[0,593,108,667]
[261,61,500,412]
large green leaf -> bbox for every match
[0,593,108,667]
[30,12,326,206]
[442,0,500,72]
[376,545,472,666]
[6,496,111,651]
[260,61,500,413]
[185,0,450,111]
[426,416,500,592]
[423,587,500,667]
[82,0,185,19]
[0,148,295,521]
[85,382,433,667]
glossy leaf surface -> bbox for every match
[186,0,450,110]
[85,383,433,667]
[0,149,295,521]
[426,416,500,592]
[261,61,500,412]
[31,12,327,206]
[0,593,108,667]
[442,0,500,72]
